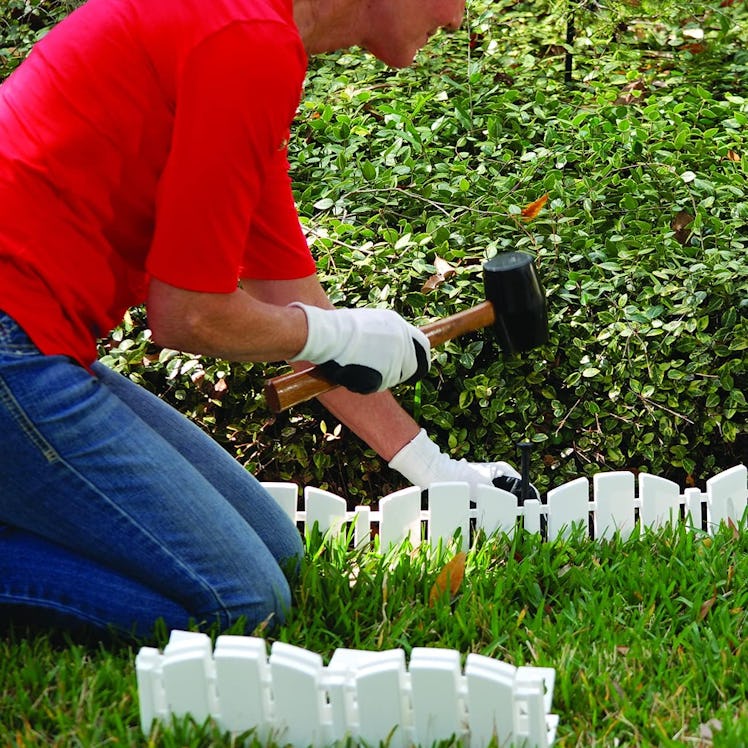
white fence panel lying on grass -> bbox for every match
[136,630,559,747]
[263,464,747,548]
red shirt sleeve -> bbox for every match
[241,146,316,279]
[147,20,311,292]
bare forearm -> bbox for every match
[147,278,308,361]
[317,387,420,461]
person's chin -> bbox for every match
[366,44,419,69]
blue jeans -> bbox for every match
[0,311,303,637]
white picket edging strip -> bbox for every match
[135,466,745,744]
[136,630,559,747]
[263,465,747,549]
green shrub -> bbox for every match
[276,0,748,494]
[4,0,746,499]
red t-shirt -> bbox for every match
[0,0,316,367]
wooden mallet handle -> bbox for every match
[263,301,495,412]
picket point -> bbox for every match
[304,486,347,536]
[546,476,588,540]
[269,641,327,748]
[326,648,405,742]
[638,473,681,530]
[706,464,748,531]
[161,631,217,723]
[428,481,470,551]
[474,482,518,538]
[261,481,299,525]
[213,635,271,736]
[379,485,421,549]
[134,647,166,733]
[354,653,412,748]
[593,471,636,539]
[409,647,467,746]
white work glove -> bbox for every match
[388,429,540,502]
[290,303,430,395]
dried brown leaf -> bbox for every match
[726,150,741,162]
[429,551,466,606]
[421,256,457,293]
[493,71,515,86]
[727,517,739,540]
[520,194,549,222]
[469,32,484,49]
[615,79,647,105]
[683,42,707,54]
[421,274,446,293]
[697,590,717,622]
[671,211,694,245]
[433,256,457,279]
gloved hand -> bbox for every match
[388,429,540,502]
[290,303,430,395]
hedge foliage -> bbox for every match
[2,0,746,500]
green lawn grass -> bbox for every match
[2,520,747,746]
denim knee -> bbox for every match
[215,562,296,631]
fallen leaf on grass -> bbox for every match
[520,194,549,222]
[727,517,739,540]
[697,590,717,622]
[429,551,466,606]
